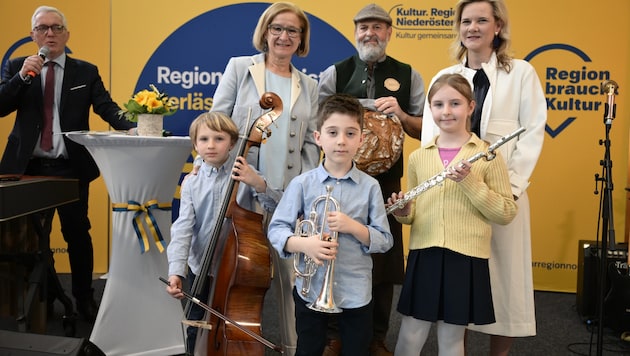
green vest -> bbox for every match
[334,54,411,182]
[334,54,412,113]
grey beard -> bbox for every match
[357,43,385,63]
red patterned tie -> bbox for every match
[41,61,55,151]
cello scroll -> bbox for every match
[252,92,283,143]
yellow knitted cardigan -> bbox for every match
[395,134,517,259]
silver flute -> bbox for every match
[386,127,526,215]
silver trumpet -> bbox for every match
[293,185,342,313]
[386,127,526,215]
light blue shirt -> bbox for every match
[167,160,232,278]
[267,162,393,308]
[259,69,290,190]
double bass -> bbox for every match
[186,93,283,355]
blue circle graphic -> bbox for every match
[524,43,591,63]
[134,3,356,137]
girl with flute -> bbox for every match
[387,73,517,356]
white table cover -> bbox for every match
[66,132,190,356]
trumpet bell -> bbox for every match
[308,297,342,314]
[293,185,342,312]
[307,259,342,314]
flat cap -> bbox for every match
[353,4,392,25]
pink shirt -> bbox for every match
[439,147,461,167]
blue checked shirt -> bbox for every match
[167,161,232,278]
[268,162,393,309]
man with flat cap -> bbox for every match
[318,3,425,355]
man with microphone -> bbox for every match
[22,46,50,84]
[0,5,134,322]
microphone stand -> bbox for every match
[594,80,618,356]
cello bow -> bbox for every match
[160,277,283,353]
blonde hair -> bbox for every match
[252,2,310,57]
[189,112,239,147]
[451,0,513,72]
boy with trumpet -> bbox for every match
[268,94,393,356]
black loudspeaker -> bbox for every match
[576,240,630,331]
[603,253,630,332]
[0,330,105,356]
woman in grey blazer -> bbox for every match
[210,3,319,355]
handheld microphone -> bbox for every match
[601,80,619,121]
[24,46,50,83]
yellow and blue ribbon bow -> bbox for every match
[112,199,172,253]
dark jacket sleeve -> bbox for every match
[0,57,44,175]
[60,58,134,181]
[0,57,32,117]
[62,58,134,131]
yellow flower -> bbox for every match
[146,97,163,112]
[133,90,152,106]
[119,84,178,122]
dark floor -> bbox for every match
[3,274,630,355]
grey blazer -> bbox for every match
[211,52,320,211]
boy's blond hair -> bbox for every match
[189,112,239,147]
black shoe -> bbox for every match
[76,298,98,323]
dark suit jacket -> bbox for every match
[0,55,134,182]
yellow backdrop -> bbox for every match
[1,0,629,293]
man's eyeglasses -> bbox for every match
[33,25,66,35]
[267,24,302,38]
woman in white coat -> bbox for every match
[420,1,546,355]
[210,3,319,355]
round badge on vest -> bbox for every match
[384,78,400,91]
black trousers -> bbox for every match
[26,158,94,302]
[294,288,373,356]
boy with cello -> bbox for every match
[165,112,271,354]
